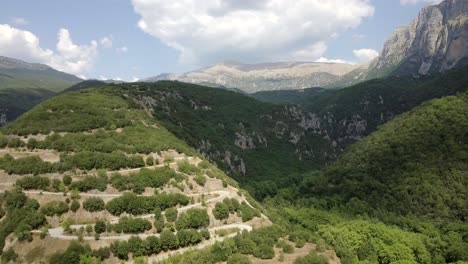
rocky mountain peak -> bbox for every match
[371,0,468,76]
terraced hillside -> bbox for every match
[113,81,340,200]
[0,88,339,264]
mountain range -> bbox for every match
[146,0,468,92]
[1,66,466,263]
[0,0,467,262]
[144,61,360,93]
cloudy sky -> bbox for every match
[1,0,441,80]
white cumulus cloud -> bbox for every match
[99,36,113,48]
[315,57,355,64]
[132,0,374,64]
[0,24,98,75]
[289,42,327,61]
[400,0,442,5]
[353,48,379,62]
[0,24,54,63]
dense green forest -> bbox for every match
[265,92,468,263]
[114,81,333,196]
[250,87,328,104]
[1,69,467,263]
[0,88,55,126]
[321,92,468,220]
[89,66,468,201]
[254,66,468,149]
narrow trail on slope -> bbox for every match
[0,156,196,191]
[5,153,260,260]
[46,223,251,241]
[46,189,230,238]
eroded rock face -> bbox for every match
[0,111,7,127]
[372,0,468,75]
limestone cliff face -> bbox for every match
[372,0,468,76]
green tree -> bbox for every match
[165,208,178,222]
[160,229,179,251]
[128,236,145,257]
[83,197,105,212]
[175,208,209,230]
[253,244,275,259]
[293,251,328,264]
[227,253,251,264]
[63,175,73,186]
[144,236,162,255]
[213,202,229,220]
[94,220,106,234]
[70,200,81,212]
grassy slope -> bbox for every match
[0,68,81,92]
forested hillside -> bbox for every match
[301,92,468,220]
[103,67,468,200]
[1,77,467,264]
[250,87,328,104]
[0,88,55,127]
[0,87,304,263]
[0,56,83,128]
[255,66,468,149]
[269,92,468,263]
[116,82,335,199]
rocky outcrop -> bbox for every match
[371,0,468,76]
[145,61,359,93]
[0,110,8,127]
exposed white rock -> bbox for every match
[145,61,359,93]
[371,0,468,76]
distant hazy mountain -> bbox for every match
[338,0,468,87]
[0,56,82,126]
[144,61,359,93]
[0,56,81,92]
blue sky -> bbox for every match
[0,0,441,80]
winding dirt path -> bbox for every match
[47,223,251,241]
[45,190,232,239]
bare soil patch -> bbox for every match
[0,148,60,162]
[11,235,71,264]
[250,243,340,264]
